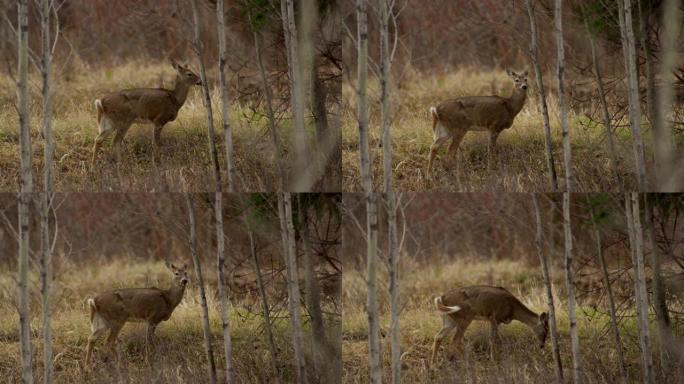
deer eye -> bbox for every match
[175,272,179,275]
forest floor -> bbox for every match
[0,61,336,192]
[0,258,306,383]
[341,67,649,192]
[342,256,668,383]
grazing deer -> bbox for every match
[91,61,202,165]
[84,262,189,367]
[426,69,529,179]
[430,285,548,366]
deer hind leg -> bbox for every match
[430,315,456,367]
[91,120,115,167]
[487,130,500,169]
[112,123,132,163]
[105,323,124,363]
[446,130,467,170]
[84,316,109,367]
[489,316,499,360]
[427,136,449,180]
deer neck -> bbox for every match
[164,283,186,310]
[507,88,527,116]
[513,303,539,329]
[172,75,191,107]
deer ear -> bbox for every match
[183,263,188,270]
[171,60,180,70]
[506,68,514,77]
[170,263,178,271]
[522,69,529,77]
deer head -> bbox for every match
[533,312,549,348]
[506,68,529,91]
[166,261,189,287]
[171,60,202,86]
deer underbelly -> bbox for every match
[132,118,155,125]
[469,125,490,132]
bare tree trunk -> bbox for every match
[531,195,562,383]
[357,0,371,194]
[251,22,285,190]
[367,192,381,384]
[525,0,558,191]
[387,191,400,384]
[278,193,307,384]
[17,0,34,382]
[281,0,310,190]
[588,202,628,384]
[644,197,671,378]
[186,194,217,384]
[555,0,573,192]
[627,193,654,384]
[299,196,327,382]
[40,0,54,382]
[618,0,648,190]
[638,1,657,125]
[380,0,391,193]
[190,0,222,189]
[563,192,581,383]
[217,0,236,192]
[656,0,682,190]
[245,214,280,383]
[584,15,622,188]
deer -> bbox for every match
[84,262,189,367]
[91,60,202,165]
[426,69,529,180]
[430,285,548,366]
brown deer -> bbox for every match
[426,69,529,179]
[91,60,201,165]
[430,286,548,366]
[84,262,189,367]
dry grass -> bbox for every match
[0,258,304,383]
[0,61,310,191]
[342,256,670,383]
[342,67,647,192]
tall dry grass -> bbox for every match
[342,67,645,192]
[0,61,303,191]
[342,256,672,383]
[0,258,305,383]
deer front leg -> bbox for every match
[145,323,158,362]
[489,317,499,360]
[487,130,500,170]
[153,124,164,147]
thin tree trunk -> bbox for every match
[588,201,628,384]
[555,0,573,192]
[186,194,217,384]
[299,196,327,382]
[638,0,657,126]
[367,191,381,384]
[387,191,400,384]
[18,0,34,382]
[246,214,280,383]
[190,0,222,189]
[215,192,233,384]
[619,0,648,191]
[278,193,307,384]
[251,23,285,190]
[217,0,236,191]
[281,0,309,190]
[563,192,581,383]
[380,0,392,193]
[531,195,562,383]
[644,197,671,378]
[525,0,558,191]
[357,0,371,194]
[656,0,681,190]
[584,14,622,188]
[40,0,54,382]
[628,193,655,384]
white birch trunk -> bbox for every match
[387,191,400,384]
[380,0,392,193]
[18,0,34,381]
[619,0,648,190]
[563,192,581,383]
[525,0,558,191]
[555,0,573,191]
[367,191,381,384]
[357,0,371,193]
[278,193,307,384]
[217,0,236,192]
[215,192,233,383]
[186,194,217,384]
[531,195,562,383]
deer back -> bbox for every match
[101,88,180,125]
[442,286,519,323]
[438,96,513,130]
[93,287,175,323]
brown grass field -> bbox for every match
[341,67,654,192]
[0,61,323,192]
[341,257,676,383]
[0,258,313,383]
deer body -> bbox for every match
[430,285,548,366]
[91,61,201,165]
[84,263,189,367]
[426,70,529,179]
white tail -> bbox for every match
[84,263,189,368]
[426,69,529,180]
[91,60,202,166]
[434,296,460,314]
